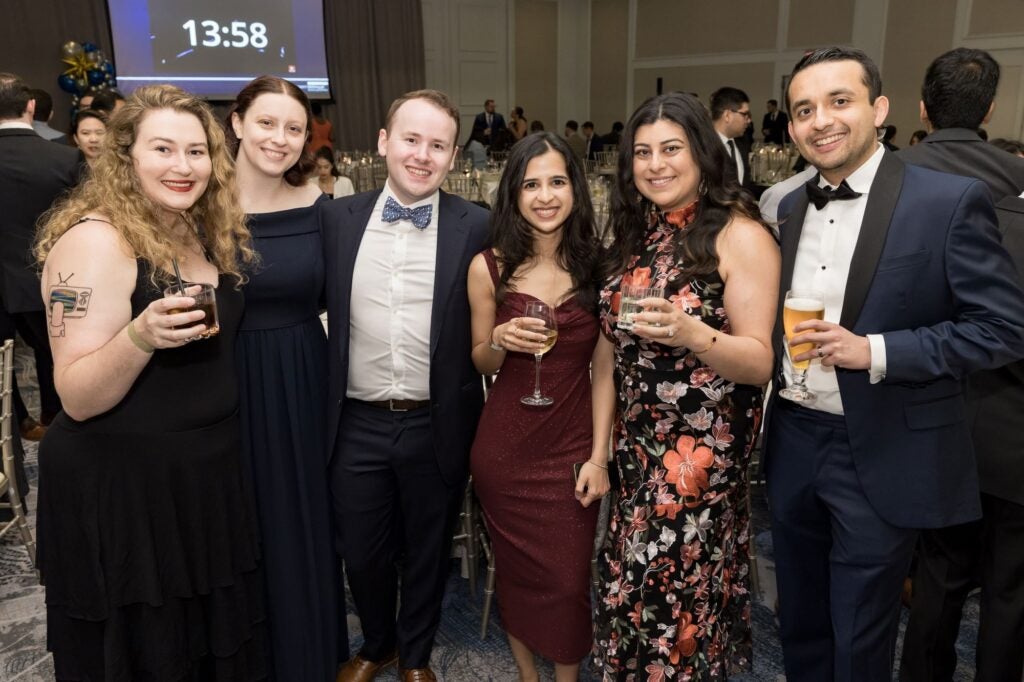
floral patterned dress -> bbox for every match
[592,202,762,680]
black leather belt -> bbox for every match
[349,398,431,412]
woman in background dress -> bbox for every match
[469,131,611,681]
[592,92,778,680]
[228,75,347,682]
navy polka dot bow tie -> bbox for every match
[382,196,432,229]
[804,177,862,211]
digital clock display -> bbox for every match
[148,1,294,75]
[181,20,270,49]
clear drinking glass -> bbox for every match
[520,300,558,407]
[778,289,825,402]
[616,284,665,331]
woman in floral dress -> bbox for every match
[591,92,779,680]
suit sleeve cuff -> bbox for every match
[867,333,886,384]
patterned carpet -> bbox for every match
[0,339,985,681]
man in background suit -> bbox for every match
[323,89,489,682]
[29,88,67,145]
[581,120,603,160]
[765,48,1024,682]
[897,47,1024,682]
[711,86,753,191]
[472,98,506,147]
[761,98,788,144]
[898,48,1024,202]
[0,73,81,440]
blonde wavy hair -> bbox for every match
[36,84,254,285]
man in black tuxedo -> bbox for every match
[711,86,754,192]
[581,120,603,160]
[761,98,788,144]
[323,89,489,682]
[0,73,81,437]
[897,47,1024,682]
[767,47,1024,682]
[471,98,506,147]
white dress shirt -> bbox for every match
[347,180,439,401]
[782,143,887,415]
[718,131,744,185]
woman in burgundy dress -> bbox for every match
[469,131,612,681]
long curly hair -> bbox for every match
[36,85,254,285]
[490,132,600,312]
[603,92,765,280]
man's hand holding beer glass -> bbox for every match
[789,319,872,370]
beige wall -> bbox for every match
[787,0,854,49]
[633,62,776,118]
[590,0,629,132]
[881,0,958,146]
[514,0,558,133]
[969,0,1024,37]
[634,0,778,57]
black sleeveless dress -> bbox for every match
[37,261,268,681]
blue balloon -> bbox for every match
[58,74,77,93]
[82,42,98,52]
[102,62,115,75]
[87,69,105,85]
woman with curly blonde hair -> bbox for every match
[35,84,268,681]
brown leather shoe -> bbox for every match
[19,418,46,441]
[336,651,398,682]
[400,668,437,682]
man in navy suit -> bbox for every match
[765,47,1024,682]
[471,98,506,148]
[323,89,489,682]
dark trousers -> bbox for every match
[766,401,917,682]
[900,494,1024,682]
[0,305,28,423]
[11,310,61,421]
[329,402,463,669]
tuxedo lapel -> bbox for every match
[839,152,904,328]
[335,191,380,353]
[776,189,810,351]
[430,191,471,358]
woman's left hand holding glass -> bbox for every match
[631,297,698,348]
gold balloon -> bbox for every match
[61,41,83,59]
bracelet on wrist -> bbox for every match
[126,319,155,353]
[587,460,608,470]
[694,334,717,354]
[488,330,506,352]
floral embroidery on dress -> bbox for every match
[593,202,762,680]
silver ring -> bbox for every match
[667,326,676,338]
[817,347,825,358]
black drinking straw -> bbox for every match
[171,257,186,297]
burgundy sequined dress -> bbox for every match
[470,249,600,664]
[592,203,761,680]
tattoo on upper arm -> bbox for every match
[47,272,92,337]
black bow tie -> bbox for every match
[805,178,862,210]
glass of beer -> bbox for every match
[520,300,558,406]
[164,282,220,340]
[778,289,824,402]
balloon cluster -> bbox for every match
[57,40,117,108]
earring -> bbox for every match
[698,177,708,196]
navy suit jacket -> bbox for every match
[767,152,1024,528]
[320,189,490,485]
[472,112,506,144]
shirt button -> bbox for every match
[829,219,834,224]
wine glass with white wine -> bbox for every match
[778,290,825,402]
[520,300,558,406]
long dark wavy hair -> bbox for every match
[225,75,315,187]
[491,132,600,312]
[603,92,765,280]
